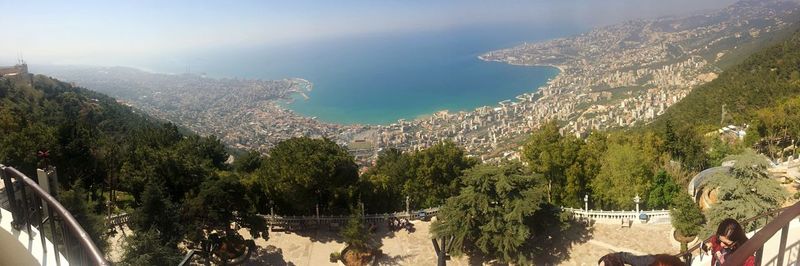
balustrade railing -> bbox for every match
[1,165,108,266]
[562,207,671,224]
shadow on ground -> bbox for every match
[373,253,414,266]
[272,226,342,243]
[270,219,411,244]
[530,218,594,265]
[246,245,296,266]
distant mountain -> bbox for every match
[648,29,800,130]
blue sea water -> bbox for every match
[159,24,582,125]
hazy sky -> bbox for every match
[1,0,738,66]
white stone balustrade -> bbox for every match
[562,207,671,224]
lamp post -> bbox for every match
[269,200,274,231]
[584,194,589,212]
[634,194,641,214]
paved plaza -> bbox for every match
[237,220,678,266]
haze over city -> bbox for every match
[2,0,737,67]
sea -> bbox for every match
[151,23,583,125]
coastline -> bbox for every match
[283,60,561,126]
[477,54,566,73]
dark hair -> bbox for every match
[598,253,624,266]
[716,218,748,248]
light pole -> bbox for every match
[584,194,589,212]
[268,200,274,231]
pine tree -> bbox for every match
[131,180,182,245]
[341,211,370,252]
[431,163,559,265]
[120,228,181,266]
[670,193,705,251]
[702,150,788,233]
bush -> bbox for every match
[330,251,341,263]
[341,212,369,252]
[670,193,704,239]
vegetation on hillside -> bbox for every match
[0,75,246,261]
[650,30,800,130]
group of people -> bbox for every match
[598,218,754,266]
[387,217,412,231]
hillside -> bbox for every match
[648,29,800,131]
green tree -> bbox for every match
[59,184,108,252]
[233,150,263,173]
[359,148,411,212]
[750,97,800,158]
[670,193,705,251]
[340,211,370,252]
[257,137,359,215]
[431,163,556,264]
[403,141,477,209]
[706,136,745,167]
[131,180,182,245]
[647,171,681,209]
[119,228,182,266]
[702,150,789,233]
[183,173,265,242]
[667,124,708,171]
[522,120,582,204]
[591,143,653,209]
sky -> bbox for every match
[1,0,739,66]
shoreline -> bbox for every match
[283,59,563,127]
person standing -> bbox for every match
[707,218,755,266]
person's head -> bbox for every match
[598,253,624,266]
[715,218,748,250]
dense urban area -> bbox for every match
[42,0,800,167]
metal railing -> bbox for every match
[723,200,800,266]
[261,207,440,230]
[1,165,109,266]
[105,212,130,228]
[675,203,796,264]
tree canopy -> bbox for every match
[361,141,477,212]
[591,143,653,209]
[256,137,359,215]
[670,192,705,239]
[431,163,565,265]
[702,150,788,233]
[522,120,584,205]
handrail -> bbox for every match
[1,165,109,266]
[674,204,791,261]
[722,201,800,266]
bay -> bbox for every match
[158,23,583,125]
